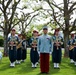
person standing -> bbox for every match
[73,34,76,66]
[52,28,62,69]
[37,26,52,74]
[21,34,27,62]
[8,29,19,67]
[67,34,74,63]
[16,34,22,64]
[30,30,39,68]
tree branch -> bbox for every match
[69,2,76,13]
[70,19,76,32]
[4,0,12,11]
[26,13,39,27]
[9,0,20,26]
[0,24,4,30]
[2,0,5,9]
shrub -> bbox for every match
[0,39,4,47]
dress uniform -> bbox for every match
[21,34,27,62]
[73,35,76,66]
[8,29,19,67]
[52,28,62,69]
[30,30,39,68]
[16,34,22,64]
[68,34,74,63]
[37,26,52,73]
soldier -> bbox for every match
[8,29,19,67]
[52,28,62,69]
[30,30,39,68]
[37,26,52,74]
[16,34,22,64]
[73,34,76,66]
[67,34,74,63]
[21,34,27,62]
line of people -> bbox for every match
[8,29,27,67]
[7,26,76,74]
[37,26,63,74]
[7,26,63,74]
[67,33,76,66]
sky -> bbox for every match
[0,0,76,36]
[16,0,76,36]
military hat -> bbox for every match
[33,30,38,33]
[43,26,48,30]
[11,28,16,31]
[71,34,74,37]
[18,34,22,36]
[55,28,60,32]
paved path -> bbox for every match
[0,47,4,50]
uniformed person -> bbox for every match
[16,34,22,64]
[21,34,27,62]
[73,34,76,66]
[8,29,19,67]
[67,34,74,63]
[52,28,62,69]
[30,30,39,68]
[37,26,52,73]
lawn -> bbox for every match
[0,36,3,39]
[0,49,76,75]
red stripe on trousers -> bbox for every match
[40,53,50,73]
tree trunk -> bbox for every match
[21,28,25,35]
[63,32,69,57]
[3,32,8,57]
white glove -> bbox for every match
[50,52,52,55]
[38,51,40,56]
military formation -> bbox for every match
[8,29,27,67]
[7,26,76,74]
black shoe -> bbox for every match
[40,72,45,74]
[57,67,60,69]
[45,72,49,74]
[54,67,57,69]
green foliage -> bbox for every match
[26,31,32,40]
[0,39,4,47]
[0,36,3,39]
[23,0,28,1]
[0,36,4,47]
[35,25,43,31]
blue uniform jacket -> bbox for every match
[37,34,52,53]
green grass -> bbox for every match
[0,50,76,75]
[0,36,3,39]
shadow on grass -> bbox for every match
[50,61,60,75]
[16,54,37,74]
[60,57,76,74]
[0,55,76,75]
[67,62,76,74]
[37,61,60,75]
[0,61,10,71]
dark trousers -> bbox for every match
[30,48,39,64]
[9,46,17,63]
[52,46,62,63]
[21,49,27,60]
[40,53,50,73]
[73,47,76,61]
[69,50,73,59]
[17,48,22,60]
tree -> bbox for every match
[17,10,39,34]
[0,0,21,56]
[44,0,76,57]
[22,0,76,57]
